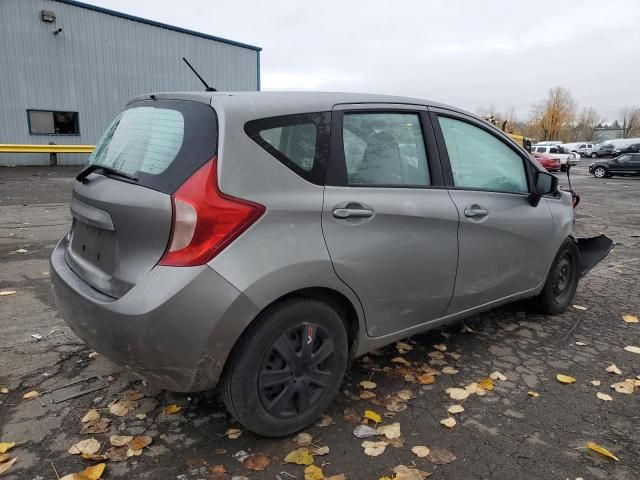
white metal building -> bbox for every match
[0,0,261,166]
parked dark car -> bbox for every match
[589,153,640,178]
[613,143,640,156]
[589,144,615,158]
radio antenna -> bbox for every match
[182,57,216,92]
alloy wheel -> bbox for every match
[258,323,337,419]
[594,167,606,178]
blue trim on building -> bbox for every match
[53,0,262,52]
[257,51,261,91]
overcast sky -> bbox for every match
[91,0,639,122]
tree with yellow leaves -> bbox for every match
[530,87,577,141]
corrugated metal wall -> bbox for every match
[0,0,259,166]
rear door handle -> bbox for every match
[464,207,489,218]
[333,208,374,219]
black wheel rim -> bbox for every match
[552,252,573,303]
[258,323,337,419]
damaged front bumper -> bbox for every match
[576,235,615,277]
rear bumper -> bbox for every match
[50,237,259,392]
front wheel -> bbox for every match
[220,298,348,437]
[533,239,579,315]
[590,152,597,158]
[593,166,607,178]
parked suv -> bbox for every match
[613,142,640,156]
[590,144,615,158]
[589,153,640,177]
[52,92,589,437]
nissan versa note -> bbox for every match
[51,92,608,437]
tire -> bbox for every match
[590,152,597,158]
[593,166,607,178]
[533,238,580,315]
[220,298,348,437]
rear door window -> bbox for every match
[342,112,430,186]
[245,112,331,185]
[89,99,218,194]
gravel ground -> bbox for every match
[0,162,638,480]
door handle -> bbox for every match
[333,208,375,219]
[464,207,489,218]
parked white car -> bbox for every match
[532,145,579,170]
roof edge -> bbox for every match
[53,0,262,52]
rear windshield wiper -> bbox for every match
[76,164,138,184]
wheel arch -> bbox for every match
[221,286,363,378]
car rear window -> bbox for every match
[245,112,331,185]
[88,99,217,194]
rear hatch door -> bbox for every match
[65,98,218,298]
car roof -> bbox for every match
[127,91,466,116]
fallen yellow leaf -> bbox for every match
[440,417,456,428]
[226,428,242,439]
[556,374,576,384]
[360,380,377,389]
[68,438,101,455]
[360,391,376,400]
[411,445,430,457]
[376,422,401,439]
[0,290,16,296]
[0,387,8,394]
[622,314,638,323]
[81,409,100,423]
[606,364,622,375]
[361,440,388,456]
[527,391,540,397]
[478,377,494,391]
[284,447,314,465]
[624,345,640,354]
[391,356,411,365]
[364,409,382,424]
[572,305,587,311]
[304,464,324,480]
[163,404,182,415]
[448,404,465,414]
[417,373,436,385]
[489,371,507,381]
[60,462,106,480]
[109,435,133,447]
[596,392,613,401]
[0,443,15,454]
[586,441,619,461]
[445,387,470,401]
[0,457,17,475]
[22,391,38,399]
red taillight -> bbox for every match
[159,156,265,267]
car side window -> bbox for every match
[549,147,559,154]
[245,112,330,185]
[342,112,430,186]
[438,116,528,194]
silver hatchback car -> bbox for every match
[52,91,594,437]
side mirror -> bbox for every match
[529,171,558,207]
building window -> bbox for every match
[27,110,80,135]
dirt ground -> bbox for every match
[1,162,639,480]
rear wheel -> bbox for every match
[593,166,607,178]
[533,238,579,315]
[590,152,597,158]
[220,298,348,437]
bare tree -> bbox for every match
[620,107,640,138]
[575,107,603,141]
[529,87,577,141]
